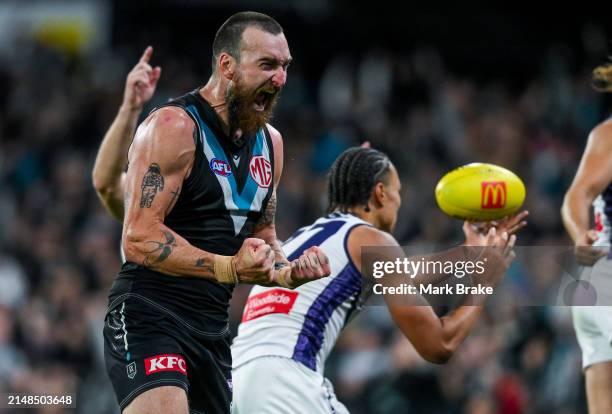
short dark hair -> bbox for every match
[212,11,283,70]
[326,147,392,214]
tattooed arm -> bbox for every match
[122,107,274,284]
[253,125,287,265]
[254,125,331,288]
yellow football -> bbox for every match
[435,163,526,221]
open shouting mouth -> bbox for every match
[253,89,277,112]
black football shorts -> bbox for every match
[103,295,233,413]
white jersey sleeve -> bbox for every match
[231,213,370,374]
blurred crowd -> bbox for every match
[0,16,610,414]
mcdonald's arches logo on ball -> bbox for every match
[481,181,507,209]
[435,163,525,221]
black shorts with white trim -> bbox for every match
[103,295,232,413]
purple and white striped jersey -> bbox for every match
[231,212,370,374]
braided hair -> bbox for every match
[326,147,392,214]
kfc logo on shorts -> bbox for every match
[249,156,272,188]
[145,354,188,376]
[210,158,232,177]
[242,289,298,322]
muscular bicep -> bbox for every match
[127,161,182,219]
[123,108,195,232]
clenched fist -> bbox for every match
[233,238,275,284]
[273,246,331,289]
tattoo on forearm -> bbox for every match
[195,258,214,273]
[254,192,286,262]
[140,163,164,208]
[256,192,277,229]
[143,231,176,266]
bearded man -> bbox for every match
[100,12,330,414]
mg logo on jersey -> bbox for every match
[249,156,272,188]
[481,181,507,209]
[242,289,298,322]
[210,158,232,177]
[145,354,187,376]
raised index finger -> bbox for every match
[140,46,153,63]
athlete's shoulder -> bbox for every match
[349,225,399,247]
[590,118,612,144]
[346,224,400,274]
[144,106,195,135]
[265,123,283,184]
[265,123,283,142]
[131,107,196,163]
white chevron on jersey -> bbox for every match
[185,104,271,236]
[231,213,370,373]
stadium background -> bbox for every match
[0,1,611,413]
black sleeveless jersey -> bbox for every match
[108,90,276,335]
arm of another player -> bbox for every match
[561,120,612,265]
[92,46,161,221]
[122,106,275,285]
[252,124,331,288]
[252,124,288,265]
[347,224,515,364]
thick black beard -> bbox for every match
[226,80,278,141]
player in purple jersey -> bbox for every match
[232,146,527,414]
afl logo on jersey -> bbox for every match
[250,156,272,188]
[210,158,232,177]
